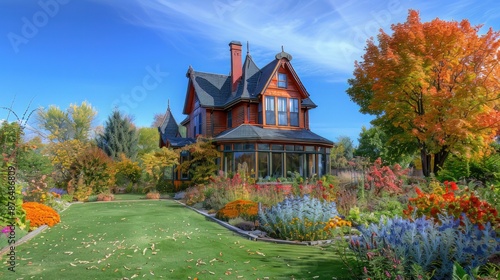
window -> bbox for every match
[265,96,275,125]
[193,114,202,136]
[198,113,202,135]
[278,97,287,126]
[193,115,197,137]
[290,98,299,126]
[258,103,262,124]
[272,152,283,178]
[278,73,287,88]
[258,152,269,178]
[227,110,232,128]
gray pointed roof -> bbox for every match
[159,106,179,137]
[214,124,333,146]
[184,52,314,111]
[158,106,195,148]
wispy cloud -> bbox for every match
[104,0,410,80]
[105,0,499,81]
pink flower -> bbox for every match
[1,226,12,237]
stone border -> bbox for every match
[0,201,79,257]
[0,225,48,256]
[175,200,342,246]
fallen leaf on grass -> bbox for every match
[256,251,265,256]
[124,265,131,270]
[70,263,77,267]
[64,251,73,255]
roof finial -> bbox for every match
[247,41,249,54]
[167,99,170,110]
[281,45,284,52]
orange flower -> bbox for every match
[22,202,60,227]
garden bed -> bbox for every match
[177,200,353,246]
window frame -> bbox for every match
[290,98,299,127]
[278,97,288,126]
[265,96,276,125]
[277,73,287,88]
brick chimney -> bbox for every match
[229,41,242,92]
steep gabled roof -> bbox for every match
[215,124,333,146]
[159,105,179,138]
[183,48,316,112]
[226,54,262,105]
[158,105,195,148]
[252,59,279,98]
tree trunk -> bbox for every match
[433,147,449,176]
[420,147,431,177]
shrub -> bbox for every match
[258,195,340,241]
[97,192,114,201]
[87,195,98,202]
[115,154,142,188]
[216,200,258,222]
[349,214,500,279]
[61,194,74,203]
[404,181,500,230]
[204,172,250,210]
[69,146,115,196]
[22,202,60,228]
[364,157,409,195]
[183,185,206,206]
[146,191,160,199]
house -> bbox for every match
[159,41,333,182]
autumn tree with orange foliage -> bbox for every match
[347,10,500,176]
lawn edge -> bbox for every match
[174,200,327,246]
[0,225,48,256]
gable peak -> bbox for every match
[275,46,292,61]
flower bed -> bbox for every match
[22,202,60,228]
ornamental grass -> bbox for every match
[22,202,60,228]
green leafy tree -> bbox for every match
[16,138,53,182]
[0,121,28,229]
[178,138,219,185]
[347,10,500,176]
[355,126,386,162]
[331,136,354,168]
[115,154,142,189]
[96,111,138,160]
[137,127,159,157]
[438,150,500,186]
[37,101,97,142]
[141,147,178,192]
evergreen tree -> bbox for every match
[96,111,138,160]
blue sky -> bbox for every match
[1,0,500,145]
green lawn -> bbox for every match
[113,194,147,201]
[1,200,354,279]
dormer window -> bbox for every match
[278,73,287,88]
